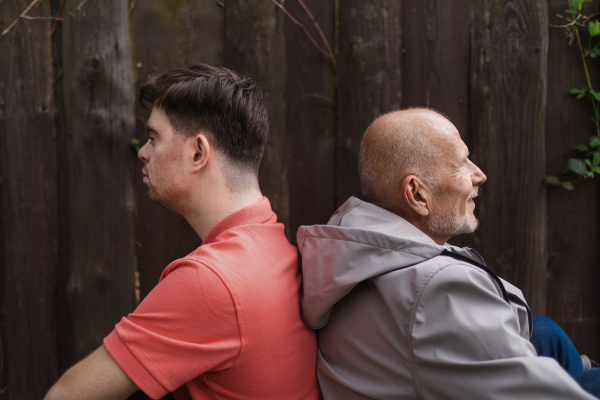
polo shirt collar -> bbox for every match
[202,197,276,245]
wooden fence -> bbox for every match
[0,0,599,398]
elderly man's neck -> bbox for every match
[371,199,450,245]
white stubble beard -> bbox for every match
[425,188,480,239]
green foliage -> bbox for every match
[130,138,141,152]
[548,0,600,189]
[586,47,600,58]
[589,20,600,36]
[566,158,588,174]
[569,0,592,16]
[570,86,589,98]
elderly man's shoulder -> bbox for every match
[375,254,509,312]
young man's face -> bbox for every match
[138,107,190,210]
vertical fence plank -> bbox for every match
[0,1,58,398]
[470,0,549,314]
[130,0,222,299]
[545,0,600,357]
[57,0,137,367]
[224,1,289,232]
[401,0,471,145]
[337,0,402,203]
[285,0,337,239]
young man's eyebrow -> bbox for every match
[146,125,157,135]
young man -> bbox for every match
[45,64,319,400]
[297,108,597,399]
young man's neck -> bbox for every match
[183,185,263,241]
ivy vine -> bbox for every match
[547,0,600,189]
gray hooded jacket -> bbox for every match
[298,197,594,400]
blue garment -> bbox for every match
[577,370,600,398]
[532,316,600,398]
[531,316,584,378]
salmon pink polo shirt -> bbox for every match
[104,198,319,400]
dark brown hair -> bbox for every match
[139,64,269,172]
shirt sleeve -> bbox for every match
[410,263,596,400]
[104,259,241,399]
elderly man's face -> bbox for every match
[425,127,486,241]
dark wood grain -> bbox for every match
[285,0,337,241]
[337,0,403,204]
[469,0,549,315]
[401,0,471,145]
[0,1,58,398]
[224,0,289,234]
[56,0,137,367]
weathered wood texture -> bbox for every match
[0,2,58,398]
[545,0,600,356]
[286,0,337,240]
[56,0,137,368]
[3,0,600,397]
[401,0,471,144]
[469,0,549,315]
[337,0,403,203]
[130,0,221,298]
[224,0,289,231]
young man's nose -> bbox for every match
[138,142,149,162]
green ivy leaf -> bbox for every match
[561,181,575,190]
[572,0,592,11]
[129,138,141,152]
[589,88,600,101]
[594,151,600,167]
[589,136,600,147]
[589,20,600,36]
[570,87,589,99]
[590,48,600,58]
[546,175,561,185]
[566,158,588,174]
[572,143,589,152]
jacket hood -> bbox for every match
[297,197,480,329]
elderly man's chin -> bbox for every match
[426,212,480,240]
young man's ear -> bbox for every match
[401,175,430,217]
[192,134,210,170]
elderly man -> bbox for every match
[297,108,596,399]
[45,64,319,400]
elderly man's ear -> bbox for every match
[401,175,430,217]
